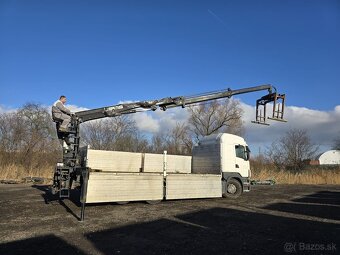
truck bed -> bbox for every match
[82,148,222,204]
[166,174,222,199]
[85,172,163,203]
[84,172,222,204]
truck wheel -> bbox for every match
[223,178,242,198]
[146,200,162,205]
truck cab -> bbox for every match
[192,133,251,197]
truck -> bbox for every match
[51,84,286,221]
[81,133,250,206]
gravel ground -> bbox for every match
[0,184,339,255]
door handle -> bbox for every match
[235,164,239,168]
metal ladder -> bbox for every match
[59,168,71,198]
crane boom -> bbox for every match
[75,84,278,123]
[51,84,286,199]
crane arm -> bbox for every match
[75,84,283,124]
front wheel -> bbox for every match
[223,178,242,199]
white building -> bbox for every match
[318,150,340,165]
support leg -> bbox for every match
[80,202,85,222]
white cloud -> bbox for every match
[129,107,190,134]
[0,104,89,115]
[154,108,190,134]
[131,112,160,133]
[123,101,340,153]
[0,105,16,113]
[66,104,89,112]
[241,102,340,152]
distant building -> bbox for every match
[318,150,340,165]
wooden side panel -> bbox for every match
[86,150,142,172]
[86,172,163,203]
[166,174,222,200]
[144,153,191,173]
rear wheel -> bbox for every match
[223,178,242,198]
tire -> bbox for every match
[223,178,242,198]
[146,200,162,205]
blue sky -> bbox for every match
[1,0,340,152]
[1,0,339,111]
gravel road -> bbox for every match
[0,184,339,255]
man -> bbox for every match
[52,95,72,132]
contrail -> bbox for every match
[208,9,228,29]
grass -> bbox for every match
[251,167,340,185]
[1,163,340,185]
[0,164,54,182]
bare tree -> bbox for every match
[333,137,340,150]
[0,103,59,171]
[188,99,244,141]
[18,103,58,167]
[0,111,26,153]
[81,116,148,152]
[266,129,319,170]
[150,123,192,155]
[165,122,192,155]
[150,133,167,154]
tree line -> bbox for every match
[0,99,339,177]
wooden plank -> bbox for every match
[86,150,142,172]
[166,174,222,200]
[86,172,163,203]
[144,153,191,173]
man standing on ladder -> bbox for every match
[52,95,72,132]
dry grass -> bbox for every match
[1,163,340,185]
[0,164,54,182]
[252,167,340,185]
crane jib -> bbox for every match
[75,84,280,123]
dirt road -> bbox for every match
[0,184,339,255]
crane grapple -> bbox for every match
[252,92,286,125]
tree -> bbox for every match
[0,103,59,170]
[150,123,192,155]
[0,111,26,153]
[333,137,340,150]
[188,99,244,141]
[81,116,148,152]
[18,103,59,167]
[266,129,319,170]
[165,122,192,155]
[150,133,167,154]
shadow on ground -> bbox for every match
[1,189,339,255]
[292,191,340,206]
[83,207,339,254]
[263,191,340,221]
[32,184,82,220]
[0,234,86,255]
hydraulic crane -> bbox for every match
[51,84,286,198]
